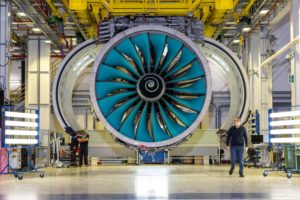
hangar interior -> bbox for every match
[1,0,300,200]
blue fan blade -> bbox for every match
[150,34,166,72]
[96,81,135,98]
[158,103,185,137]
[106,97,139,130]
[136,102,152,142]
[151,104,170,141]
[98,91,136,116]
[165,94,205,112]
[159,37,183,74]
[167,62,205,83]
[163,99,197,126]
[115,38,144,74]
[164,47,197,78]
[119,101,143,139]
[131,33,151,72]
[103,49,140,77]
[169,78,206,94]
[97,64,136,82]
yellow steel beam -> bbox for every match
[46,0,68,21]
[99,0,111,12]
[72,0,205,16]
[240,0,255,17]
[64,0,244,38]
[204,0,238,38]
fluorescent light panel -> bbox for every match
[32,27,41,32]
[270,111,300,118]
[270,120,300,126]
[270,137,300,143]
[270,129,300,135]
[260,9,269,15]
[242,27,251,32]
[17,12,26,17]
[232,39,240,43]
[5,111,38,119]
[5,130,38,136]
[5,121,38,127]
[5,139,38,145]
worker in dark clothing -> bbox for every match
[75,130,90,167]
[226,117,248,177]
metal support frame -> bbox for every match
[260,26,273,137]
[13,0,60,49]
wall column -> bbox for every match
[26,36,51,146]
[290,0,300,107]
[0,0,9,98]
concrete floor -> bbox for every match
[0,165,299,200]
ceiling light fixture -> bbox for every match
[232,39,240,44]
[17,12,26,17]
[44,40,51,44]
[259,9,269,15]
[242,27,251,33]
[32,27,41,32]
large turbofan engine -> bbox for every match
[90,25,212,149]
[52,24,250,151]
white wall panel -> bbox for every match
[40,74,50,104]
[27,73,37,104]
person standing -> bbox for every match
[76,130,90,167]
[226,117,248,177]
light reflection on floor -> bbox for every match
[0,165,300,200]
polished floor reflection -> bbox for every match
[0,165,300,200]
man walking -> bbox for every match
[226,117,248,177]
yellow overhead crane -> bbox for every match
[58,0,251,39]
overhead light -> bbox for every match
[223,26,237,30]
[32,27,41,32]
[53,49,60,53]
[5,120,38,127]
[10,80,21,84]
[270,120,300,126]
[242,27,251,33]
[225,22,236,25]
[270,111,300,118]
[232,39,240,44]
[44,40,51,44]
[5,111,38,119]
[5,130,38,136]
[259,9,269,15]
[270,129,300,135]
[270,137,300,143]
[17,12,26,17]
[5,139,38,145]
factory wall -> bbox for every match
[270,13,291,92]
